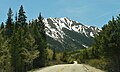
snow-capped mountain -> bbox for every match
[43,17,100,51]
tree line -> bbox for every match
[0,5,48,72]
[67,15,120,72]
[94,15,120,72]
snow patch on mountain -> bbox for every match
[43,17,100,45]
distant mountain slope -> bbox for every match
[43,17,100,51]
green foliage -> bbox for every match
[30,18,47,67]
[6,8,13,28]
[1,22,4,29]
[44,48,54,66]
[86,59,107,70]
[45,47,53,61]
[94,15,120,71]
[0,5,47,72]
[0,33,12,72]
[10,28,40,72]
[5,8,14,36]
[95,16,120,57]
[18,5,27,27]
[66,56,75,64]
[55,52,63,63]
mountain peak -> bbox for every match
[43,17,100,38]
[42,17,100,51]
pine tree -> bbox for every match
[95,15,120,71]
[0,33,12,72]
[11,29,22,72]
[20,30,39,71]
[6,8,13,29]
[6,8,14,36]
[18,5,27,27]
[32,14,47,67]
[1,22,4,29]
[38,12,43,23]
[0,5,50,71]
[38,13,45,36]
[15,12,19,29]
[10,27,39,72]
[45,47,53,61]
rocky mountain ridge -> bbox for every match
[42,17,100,51]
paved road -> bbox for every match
[31,64,104,72]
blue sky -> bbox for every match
[0,0,120,27]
